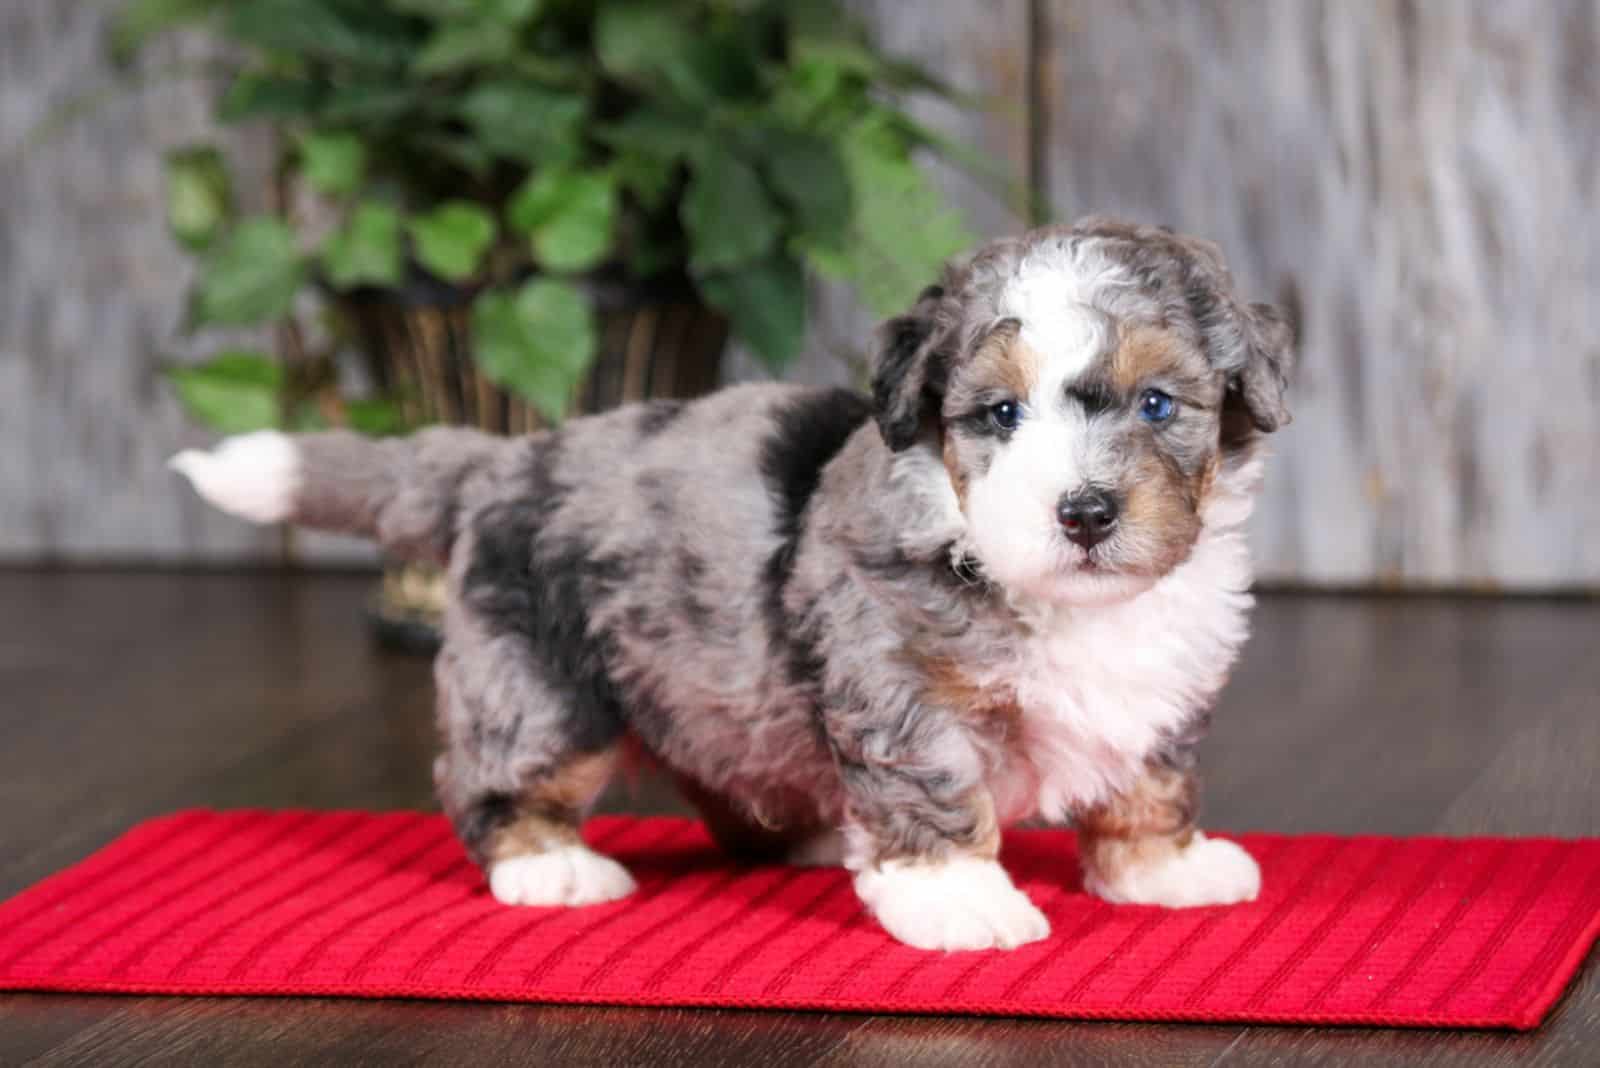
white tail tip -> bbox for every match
[169,431,300,525]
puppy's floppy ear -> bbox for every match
[870,283,949,451]
[1172,232,1295,434]
[1233,299,1294,432]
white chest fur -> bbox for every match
[984,501,1257,825]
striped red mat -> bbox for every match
[1,811,1597,1029]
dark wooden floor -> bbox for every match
[0,571,1596,1066]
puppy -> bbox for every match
[172,217,1293,952]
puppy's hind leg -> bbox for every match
[434,645,635,908]
[476,750,636,908]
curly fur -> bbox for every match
[173,218,1294,949]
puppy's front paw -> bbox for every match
[1084,832,1260,908]
[854,855,1050,951]
[488,845,636,907]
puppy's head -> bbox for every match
[870,217,1294,606]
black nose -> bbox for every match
[1057,489,1119,549]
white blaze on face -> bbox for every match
[963,255,1141,604]
[965,387,1086,594]
[1000,259,1109,370]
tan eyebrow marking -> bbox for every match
[968,320,1039,400]
[1109,324,1190,394]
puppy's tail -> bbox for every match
[169,427,506,561]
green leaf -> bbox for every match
[787,9,960,99]
[225,0,420,68]
[828,115,971,315]
[596,3,758,106]
[472,280,596,423]
[757,130,851,253]
[486,0,543,22]
[681,146,780,271]
[460,83,585,165]
[385,0,473,15]
[611,150,675,212]
[594,108,704,160]
[887,106,1036,219]
[789,230,850,281]
[792,37,891,82]
[408,201,496,282]
[508,168,616,272]
[783,0,869,50]
[411,133,496,178]
[414,20,513,75]
[166,350,283,433]
[594,0,694,85]
[195,216,304,326]
[299,132,366,196]
[322,201,403,288]
[389,0,536,18]
[699,255,806,369]
[111,0,224,61]
[770,58,848,127]
[343,396,406,436]
[595,109,699,210]
[506,51,588,88]
[667,29,761,106]
[319,82,428,124]
[165,146,233,252]
[218,73,321,123]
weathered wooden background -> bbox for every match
[4,1,1598,589]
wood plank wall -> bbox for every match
[1038,0,1600,590]
[4,1,1598,588]
[1,5,284,563]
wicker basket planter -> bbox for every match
[336,271,728,652]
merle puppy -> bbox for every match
[173,217,1293,952]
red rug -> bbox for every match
[1,811,1597,1030]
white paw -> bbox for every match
[169,431,299,524]
[854,855,1051,952]
[787,829,845,868]
[488,845,637,907]
[1084,832,1260,908]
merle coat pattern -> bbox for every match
[172,217,1294,951]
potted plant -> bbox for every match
[119,0,982,646]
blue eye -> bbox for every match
[989,400,1021,431]
[1138,389,1176,423]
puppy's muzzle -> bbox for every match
[1057,488,1120,550]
